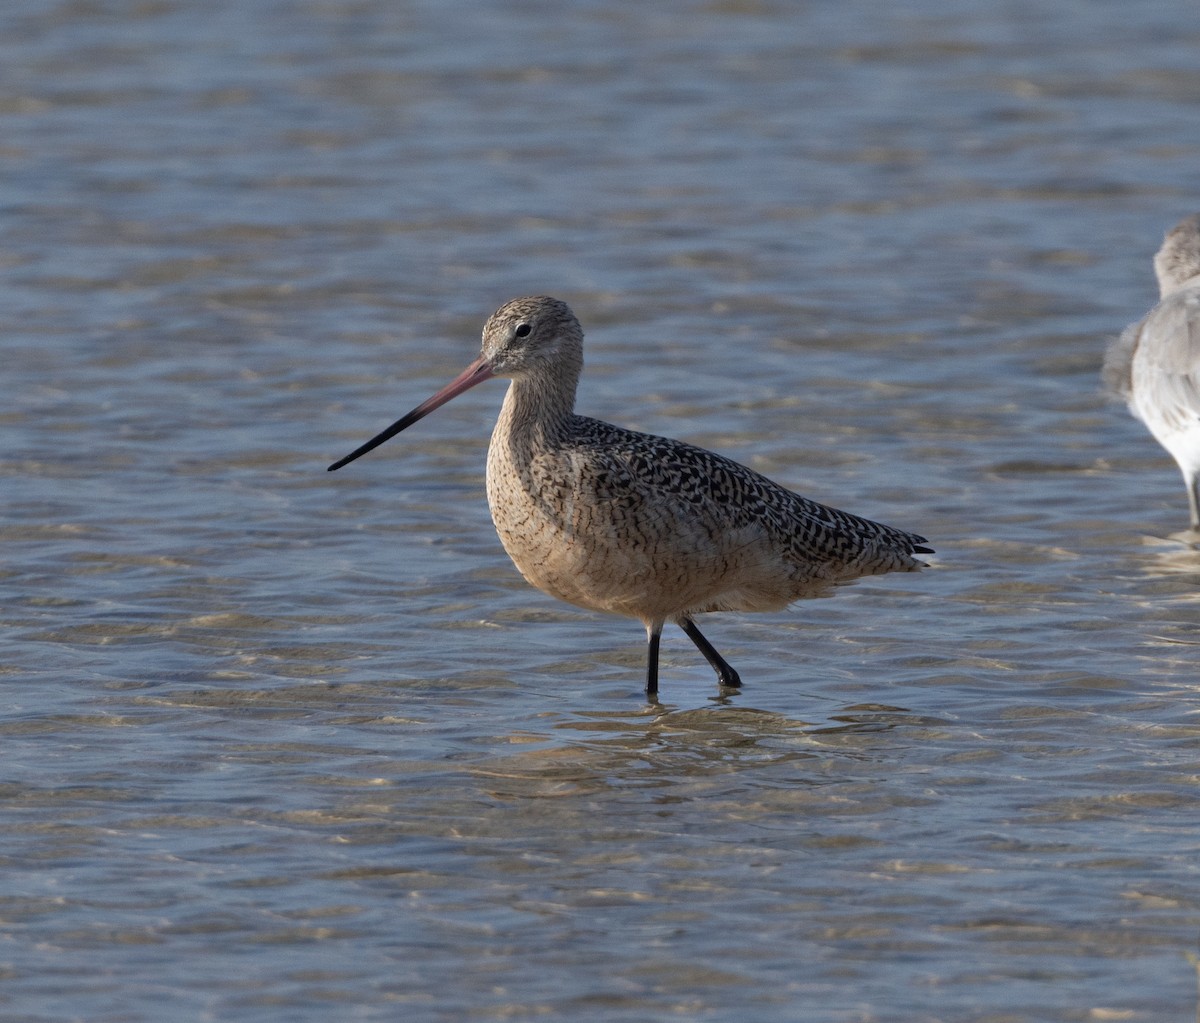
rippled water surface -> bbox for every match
[4,1,1200,1020]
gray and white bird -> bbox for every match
[330,296,932,694]
[1104,213,1200,529]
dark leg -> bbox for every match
[645,623,662,695]
[679,617,741,688]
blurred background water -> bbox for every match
[3,1,1200,1020]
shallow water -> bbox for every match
[3,1,1200,1020]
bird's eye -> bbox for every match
[514,323,531,338]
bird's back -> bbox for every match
[1118,286,1200,443]
[487,412,929,623]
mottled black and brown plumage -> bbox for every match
[330,296,932,694]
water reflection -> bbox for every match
[463,698,962,807]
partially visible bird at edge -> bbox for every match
[1104,213,1200,530]
[329,296,933,695]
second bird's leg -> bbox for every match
[679,617,742,688]
[644,623,662,695]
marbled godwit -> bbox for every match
[1104,213,1200,529]
[329,296,932,694]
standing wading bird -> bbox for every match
[329,296,933,695]
[1104,213,1200,530]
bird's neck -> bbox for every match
[493,370,579,451]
